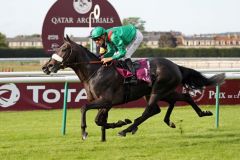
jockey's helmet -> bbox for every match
[90,27,106,39]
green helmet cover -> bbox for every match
[91,27,106,39]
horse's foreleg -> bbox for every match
[101,126,106,142]
[95,108,109,142]
[95,107,132,130]
[100,109,108,142]
[95,109,132,141]
[81,105,88,140]
[81,101,111,141]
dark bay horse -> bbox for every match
[42,35,225,141]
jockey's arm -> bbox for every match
[101,34,126,64]
[101,43,115,64]
[111,34,126,60]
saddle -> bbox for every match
[114,59,152,85]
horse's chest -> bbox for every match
[83,83,98,102]
[87,82,104,99]
[89,87,100,99]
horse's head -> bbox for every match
[42,35,76,74]
[42,35,101,75]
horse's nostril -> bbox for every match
[48,64,53,68]
[42,66,47,70]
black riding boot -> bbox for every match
[125,58,138,85]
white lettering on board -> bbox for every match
[27,85,87,104]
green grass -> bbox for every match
[1,106,240,160]
[0,61,41,71]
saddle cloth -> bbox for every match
[115,59,151,84]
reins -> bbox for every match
[65,60,114,67]
[60,43,103,67]
[65,60,103,67]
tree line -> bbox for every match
[0,33,7,48]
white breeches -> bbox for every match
[114,30,143,60]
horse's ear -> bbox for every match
[66,34,71,42]
[63,36,67,42]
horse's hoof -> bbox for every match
[200,111,213,117]
[131,127,138,135]
[205,111,213,116]
[118,131,126,137]
[82,132,88,140]
[125,119,132,124]
[169,122,176,128]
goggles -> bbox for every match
[92,37,102,41]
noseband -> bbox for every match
[51,42,73,68]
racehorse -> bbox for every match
[42,35,225,141]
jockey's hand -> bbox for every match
[101,57,113,64]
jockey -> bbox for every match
[90,24,143,84]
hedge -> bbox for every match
[134,48,240,57]
[0,48,50,58]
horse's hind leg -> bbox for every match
[161,91,214,130]
[163,92,186,128]
[119,79,182,136]
[181,93,213,117]
[164,102,176,128]
[118,94,161,137]
[163,92,212,129]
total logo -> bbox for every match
[0,84,88,108]
[27,85,87,103]
[0,83,20,108]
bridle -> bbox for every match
[50,42,73,68]
[51,42,103,69]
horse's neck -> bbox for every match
[71,57,101,83]
[71,65,99,82]
[72,46,102,82]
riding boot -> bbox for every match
[125,58,138,85]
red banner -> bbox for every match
[0,79,239,111]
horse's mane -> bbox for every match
[80,45,100,60]
[69,38,100,61]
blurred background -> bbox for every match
[0,0,240,71]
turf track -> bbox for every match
[1,106,240,160]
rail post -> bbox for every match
[215,84,220,128]
[62,81,69,135]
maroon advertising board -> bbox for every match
[0,79,239,111]
[42,0,122,54]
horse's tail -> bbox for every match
[178,65,225,90]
